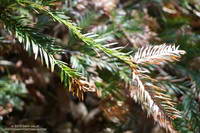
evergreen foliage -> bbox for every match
[0,0,199,133]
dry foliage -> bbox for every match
[133,44,186,65]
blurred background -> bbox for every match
[0,0,200,133]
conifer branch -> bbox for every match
[23,2,187,131]
[0,13,95,100]
[130,73,178,133]
[15,1,137,70]
[47,11,136,69]
[0,1,187,132]
[133,44,186,65]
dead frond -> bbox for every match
[133,44,186,64]
[129,44,185,132]
[147,83,181,120]
[130,72,178,133]
[70,78,96,100]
